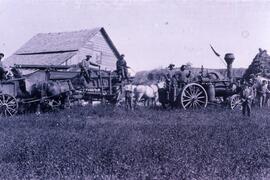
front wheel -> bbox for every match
[180,83,208,110]
[0,94,18,117]
[230,94,242,110]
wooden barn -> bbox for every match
[5,27,121,73]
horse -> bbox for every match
[10,67,73,114]
[134,81,165,107]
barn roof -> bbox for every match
[15,28,100,55]
[5,27,121,67]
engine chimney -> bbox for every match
[224,53,235,80]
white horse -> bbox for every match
[134,81,165,106]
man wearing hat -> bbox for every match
[175,65,190,88]
[80,55,99,82]
[0,53,6,80]
[240,81,253,117]
[116,54,129,80]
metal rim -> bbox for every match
[180,83,208,110]
[0,94,18,117]
[230,94,242,110]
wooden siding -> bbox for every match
[87,31,118,71]
[62,31,118,71]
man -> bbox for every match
[124,80,134,110]
[0,53,6,80]
[176,65,190,88]
[116,54,129,80]
[241,82,253,117]
[80,55,99,82]
[257,80,270,107]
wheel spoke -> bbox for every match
[183,100,192,108]
[183,93,191,99]
[5,108,13,116]
[188,86,193,96]
[2,95,5,103]
[193,100,201,107]
[196,91,203,97]
[182,98,192,102]
[194,87,200,96]
[185,89,192,97]
[197,99,206,104]
[7,106,16,112]
[197,96,206,99]
[193,101,198,108]
[5,96,10,103]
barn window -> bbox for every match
[93,51,102,64]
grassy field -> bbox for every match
[0,105,270,179]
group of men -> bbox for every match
[165,64,193,87]
[80,54,129,81]
[164,64,194,102]
[240,77,270,117]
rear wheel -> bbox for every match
[0,94,18,117]
[180,83,208,110]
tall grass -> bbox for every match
[0,105,269,179]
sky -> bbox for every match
[1,0,270,72]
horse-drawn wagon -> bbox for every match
[0,64,124,117]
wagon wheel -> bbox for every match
[230,94,242,110]
[0,94,18,117]
[180,83,208,110]
[45,99,62,111]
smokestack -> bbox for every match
[224,53,235,80]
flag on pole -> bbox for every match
[210,45,220,57]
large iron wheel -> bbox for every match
[0,94,18,117]
[230,94,242,110]
[180,83,208,110]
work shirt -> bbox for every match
[124,84,133,92]
[0,61,5,69]
[116,59,127,71]
[81,59,91,69]
[177,70,189,83]
[258,84,270,95]
[241,87,253,100]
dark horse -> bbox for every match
[11,67,73,114]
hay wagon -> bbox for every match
[0,64,124,117]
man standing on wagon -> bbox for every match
[80,55,99,81]
[116,54,129,81]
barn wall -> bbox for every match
[88,31,118,71]
[65,31,118,71]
